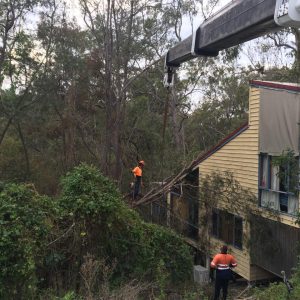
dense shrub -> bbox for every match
[59,163,122,220]
[0,164,193,298]
[57,164,193,286]
[254,263,300,300]
[0,183,51,299]
[138,223,193,282]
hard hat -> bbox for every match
[139,160,145,166]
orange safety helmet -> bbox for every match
[139,160,145,166]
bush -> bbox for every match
[0,183,51,299]
[254,261,300,300]
[57,163,193,287]
[254,282,288,300]
[138,223,193,282]
[59,163,122,220]
[0,163,193,298]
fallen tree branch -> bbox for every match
[133,153,203,207]
[47,223,75,246]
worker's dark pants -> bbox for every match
[213,269,231,300]
[133,176,141,199]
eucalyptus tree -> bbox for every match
[0,0,41,86]
[77,0,205,183]
[0,0,51,180]
[0,0,39,145]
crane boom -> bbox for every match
[164,0,300,86]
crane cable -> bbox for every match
[162,86,171,142]
[161,84,172,186]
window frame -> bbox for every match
[233,215,243,250]
[258,153,299,215]
[211,209,243,250]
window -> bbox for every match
[259,153,299,215]
[219,211,234,244]
[211,209,243,250]
[279,194,288,213]
[259,154,270,188]
[234,216,243,249]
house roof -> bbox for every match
[250,80,300,93]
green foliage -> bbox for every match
[58,291,79,300]
[139,223,193,283]
[57,164,192,294]
[199,171,256,252]
[0,183,51,299]
[0,164,193,298]
[59,163,122,220]
[186,65,249,156]
[272,149,299,195]
[155,259,168,299]
[0,136,26,181]
[254,260,300,300]
[254,282,288,300]
[183,289,209,300]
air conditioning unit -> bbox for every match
[193,265,210,284]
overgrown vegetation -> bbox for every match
[198,171,257,254]
[273,149,299,195]
[0,183,51,299]
[0,164,193,299]
[254,261,300,300]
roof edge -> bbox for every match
[192,122,249,168]
[250,80,300,93]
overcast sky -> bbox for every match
[64,0,233,39]
[180,0,233,38]
[57,0,292,107]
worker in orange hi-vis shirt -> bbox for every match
[132,160,145,200]
[211,245,237,300]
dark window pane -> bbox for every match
[234,217,243,249]
[279,193,288,212]
[219,211,234,244]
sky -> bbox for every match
[64,0,233,39]
[180,0,232,38]
[8,0,291,105]
[61,0,293,107]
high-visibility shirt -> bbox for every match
[132,166,142,177]
[211,253,237,270]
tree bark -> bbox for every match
[16,121,30,180]
[64,84,77,170]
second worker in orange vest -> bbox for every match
[132,160,145,200]
[211,245,237,300]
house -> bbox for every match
[167,80,300,281]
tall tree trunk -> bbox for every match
[64,84,77,170]
[17,121,30,180]
[103,0,114,176]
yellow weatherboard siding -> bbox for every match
[199,86,260,193]
[199,87,269,281]
[157,84,300,281]
[198,85,300,280]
